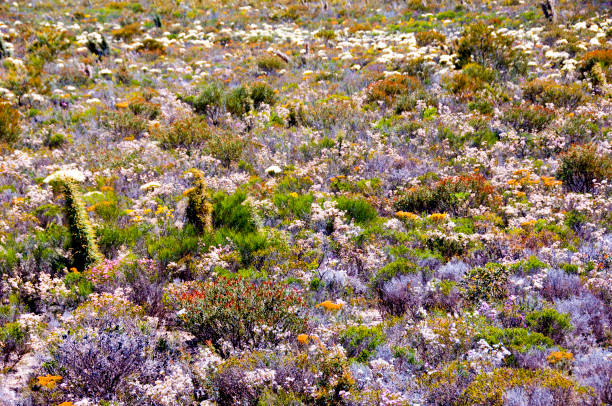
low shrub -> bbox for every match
[340,325,385,362]
[525,308,572,343]
[522,79,585,108]
[478,327,553,355]
[153,115,211,149]
[455,23,527,75]
[463,367,591,406]
[502,104,555,133]
[415,29,446,47]
[212,190,256,233]
[366,74,420,106]
[250,82,276,109]
[556,144,612,193]
[394,173,500,216]
[335,196,377,224]
[256,55,286,72]
[462,262,510,303]
[0,101,20,145]
[225,85,251,117]
[166,277,306,356]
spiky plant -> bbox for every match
[184,169,213,233]
[45,173,102,271]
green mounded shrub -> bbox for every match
[225,85,251,117]
[0,321,29,366]
[522,79,586,108]
[193,82,224,117]
[250,82,276,109]
[455,23,527,75]
[462,263,510,303]
[371,259,419,296]
[256,55,286,72]
[147,224,199,266]
[272,192,314,220]
[0,101,20,145]
[205,130,244,168]
[45,176,102,272]
[340,325,385,362]
[394,173,500,216]
[478,327,554,354]
[166,277,306,356]
[185,169,213,233]
[212,190,256,234]
[502,104,555,133]
[556,144,612,193]
[525,308,572,343]
[153,115,211,149]
[335,196,377,224]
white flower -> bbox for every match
[265,165,282,175]
[43,169,85,184]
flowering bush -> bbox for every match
[165,277,306,355]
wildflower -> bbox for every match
[547,351,574,364]
[58,402,74,406]
[37,374,62,389]
[316,300,343,311]
[396,211,418,221]
[297,334,309,344]
[429,212,447,222]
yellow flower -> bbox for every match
[289,192,299,198]
[37,374,62,389]
[316,300,343,311]
[116,101,129,109]
[429,212,447,222]
[297,334,309,344]
[396,211,418,221]
[58,402,74,406]
[547,351,574,364]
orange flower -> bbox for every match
[297,334,309,344]
[58,402,74,406]
[37,374,62,389]
[316,300,343,311]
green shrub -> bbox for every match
[256,55,286,72]
[0,101,20,145]
[371,259,419,295]
[0,321,29,365]
[205,130,244,167]
[340,325,385,362]
[522,79,585,108]
[556,144,612,193]
[273,192,314,220]
[212,190,256,234]
[314,29,336,41]
[558,114,599,145]
[153,115,211,149]
[185,169,213,233]
[462,263,509,303]
[193,82,224,116]
[225,85,251,117]
[394,173,500,216]
[415,29,446,47]
[455,23,527,75]
[502,104,555,133]
[250,82,276,109]
[335,196,377,224]
[166,277,306,356]
[525,308,572,343]
[104,110,147,139]
[146,224,199,266]
[478,327,554,354]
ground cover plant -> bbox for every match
[0,0,611,405]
